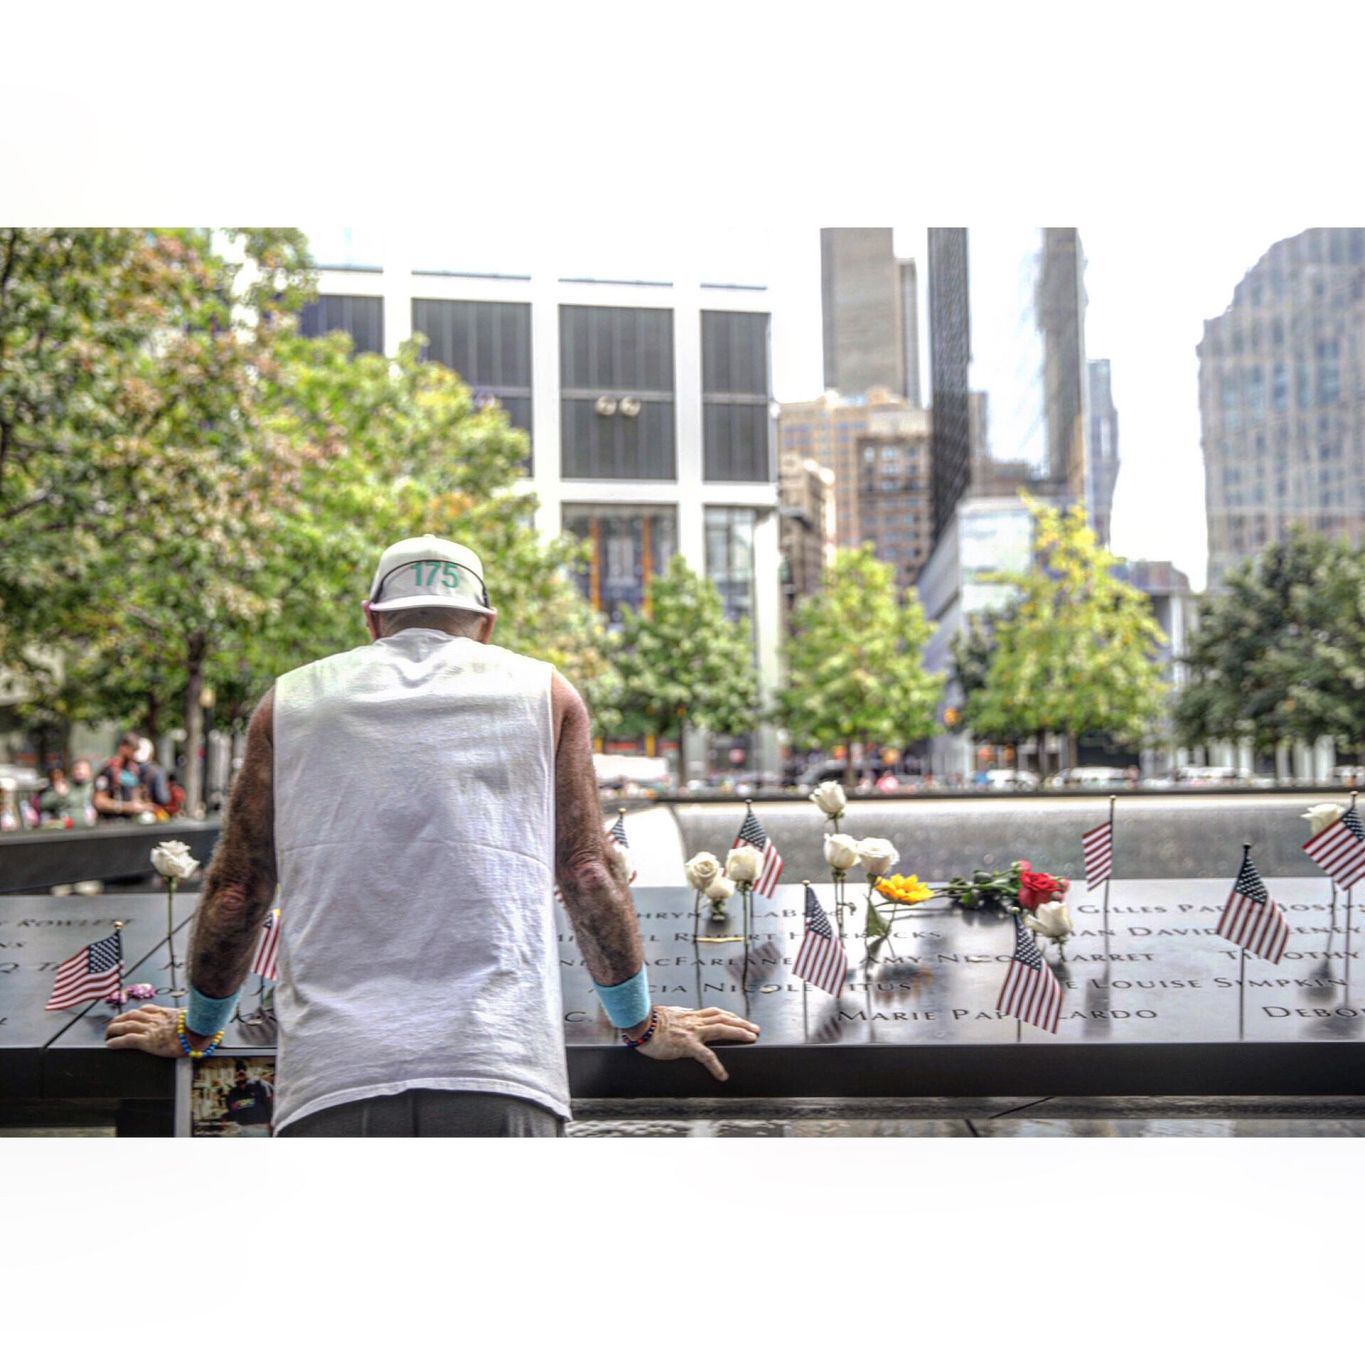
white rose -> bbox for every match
[824,833,862,871]
[1303,803,1345,837]
[705,875,736,903]
[810,780,847,818]
[726,845,763,885]
[150,840,199,881]
[685,852,723,891]
[1024,900,1072,940]
[856,837,899,877]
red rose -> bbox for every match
[1018,870,1063,910]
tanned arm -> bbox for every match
[551,671,645,1005]
[186,688,278,1002]
[106,688,279,1058]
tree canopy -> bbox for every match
[957,499,1167,769]
[0,228,616,806]
[611,555,760,759]
[778,546,941,776]
[1176,527,1365,762]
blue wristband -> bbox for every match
[593,965,651,1030]
[186,983,240,1037]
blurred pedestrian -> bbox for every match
[39,761,96,827]
[93,731,159,820]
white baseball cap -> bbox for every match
[366,535,494,616]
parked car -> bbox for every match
[981,768,1039,790]
[1055,766,1129,788]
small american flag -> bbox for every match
[1218,847,1289,963]
[251,907,281,981]
[997,913,1062,1033]
[606,810,637,884]
[792,885,847,995]
[1302,808,1365,889]
[45,929,123,1011]
[1082,819,1113,889]
[731,805,783,898]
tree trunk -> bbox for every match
[1036,730,1049,778]
[844,741,856,785]
[183,633,207,820]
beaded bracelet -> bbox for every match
[176,1009,225,1059]
[621,1007,660,1049]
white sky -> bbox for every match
[5,2,1360,595]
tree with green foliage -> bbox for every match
[612,555,760,766]
[778,546,942,780]
[1,230,619,807]
[961,498,1167,774]
[1,228,316,809]
[948,603,1020,744]
[1176,528,1365,766]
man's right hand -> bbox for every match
[626,1005,760,1082]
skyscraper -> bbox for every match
[899,257,922,406]
[1199,227,1365,587]
[820,227,921,400]
[927,228,973,537]
[777,387,920,550]
[1088,359,1120,546]
[1037,228,1089,500]
[926,226,1091,542]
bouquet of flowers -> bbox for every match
[943,859,1069,916]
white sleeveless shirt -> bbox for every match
[270,629,568,1132]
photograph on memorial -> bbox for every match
[190,1056,277,1137]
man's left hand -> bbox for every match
[105,1005,190,1058]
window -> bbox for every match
[560,306,676,479]
[1272,362,1288,412]
[298,294,384,354]
[413,299,533,453]
[1246,366,1265,417]
[704,506,758,625]
[562,504,677,625]
[1220,373,1241,432]
[1318,339,1340,405]
[702,311,771,482]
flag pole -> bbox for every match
[1103,794,1115,949]
[1348,791,1358,960]
[1238,841,1251,1040]
[741,884,751,997]
[801,881,810,1038]
[113,921,125,1012]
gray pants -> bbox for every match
[276,1089,565,1138]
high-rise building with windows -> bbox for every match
[1037,228,1089,498]
[777,387,923,553]
[778,451,835,624]
[299,235,781,776]
[1198,227,1365,587]
[927,228,973,537]
[1088,359,1120,547]
[926,227,1091,543]
[855,408,933,590]
[820,228,922,402]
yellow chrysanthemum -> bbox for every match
[875,874,934,905]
